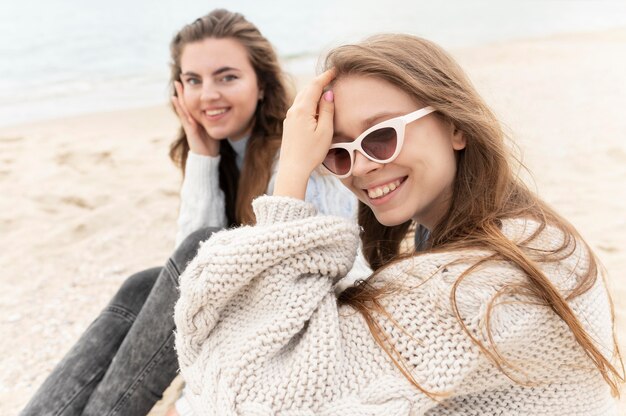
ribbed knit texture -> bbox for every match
[175,152,226,247]
[174,196,618,415]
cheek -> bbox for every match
[434,145,459,180]
[421,150,458,194]
[401,142,457,192]
[232,82,259,108]
[416,129,458,171]
[183,90,199,111]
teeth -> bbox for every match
[367,179,403,199]
[205,108,227,116]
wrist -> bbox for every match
[190,141,219,157]
[273,166,310,200]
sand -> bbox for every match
[1,28,625,414]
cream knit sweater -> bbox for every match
[174,196,618,415]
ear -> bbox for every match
[451,126,466,150]
[258,89,264,101]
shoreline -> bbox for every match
[2,28,625,413]
[3,26,625,131]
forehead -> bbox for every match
[333,76,418,132]
[180,37,253,72]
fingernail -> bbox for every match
[324,90,334,102]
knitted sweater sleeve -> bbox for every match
[173,196,496,415]
[175,152,227,247]
[173,169,366,415]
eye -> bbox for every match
[183,77,201,86]
[220,74,238,83]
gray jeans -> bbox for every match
[20,227,216,416]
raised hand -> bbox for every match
[171,81,220,157]
[274,70,336,199]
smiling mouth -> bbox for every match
[365,177,407,199]
[204,108,229,117]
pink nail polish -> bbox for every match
[324,90,334,102]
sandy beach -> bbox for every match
[1,28,625,414]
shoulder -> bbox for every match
[501,217,593,292]
[361,218,613,388]
[374,217,598,322]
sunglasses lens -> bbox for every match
[323,148,351,175]
[362,127,397,160]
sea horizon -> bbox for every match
[2,0,626,127]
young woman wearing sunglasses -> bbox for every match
[20,10,359,416]
[173,34,623,414]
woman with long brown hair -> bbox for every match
[21,9,356,416]
[174,34,624,414]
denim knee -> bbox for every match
[171,227,219,271]
[108,267,161,317]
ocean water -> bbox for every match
[1,0,626,127]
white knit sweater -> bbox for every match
[174,196,618,415]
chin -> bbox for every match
[372,211,411,227]
[200,124,230,140]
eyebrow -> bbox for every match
[181,66,241,77]
[212,66,240,76]
[362,111,404,128]
[333,111,405,140]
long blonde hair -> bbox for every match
[168,9,290,225]
[327,34,623,396]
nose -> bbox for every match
[351,150,382,177]
[200,81,221,101]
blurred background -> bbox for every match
[2,0,626,126]
[2,1,626,414]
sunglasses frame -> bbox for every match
[322,106,436,178]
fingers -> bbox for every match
[170,96,185,121]
[316,90,334,137]
[293,69,336,114]
[172,81,195,125]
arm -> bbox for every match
[174,195,359,369]
[303,171,372,292]
[174,152,227,247]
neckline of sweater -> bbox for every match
[227,136,249,170]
